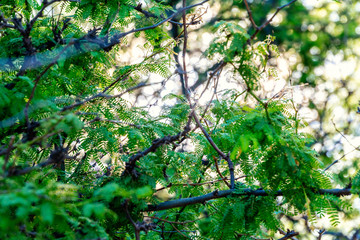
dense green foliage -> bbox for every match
[0,0,359,239]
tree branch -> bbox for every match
[6,145,68,177]
[0,12,16,29]
[213,156,231,188]
[192,113,235,189]
[2,136,15,172]
[28,0,61,30]
[155,176,246,192]
[122,115,193,177]
[61,81,149,112]
[124,200,140,240]
[74,0,209,52]
[278,228,298,240]
[132,3,199,27]
[243,0,257,29]
[146,188,352,211]
[317,229,325,240]
[2,0,209,74]
[24,44,71,126]
[250,0,298,40]
[278,230,299,240]
[145,215,205,225]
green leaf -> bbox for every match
[135,186,152,198]
[83,203,106,219]
[40,203,54,224]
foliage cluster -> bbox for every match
[0,0,359,239]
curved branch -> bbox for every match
[71,0,210,52]
[278,230,299,240]
[250,0,298,40]
[2,0,209,73]
[146,188,352,212]
[192,113,235,189]
[121,115,193,177]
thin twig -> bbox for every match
[103,0,210,50]
[124,200,140,240]
[145,216,205,225]
[29,0,61,30]
[200,71,221,119]
[169,222,190,239]
[198,61,226,102]
[87,117,141,128]
[331,118,359,150]
[155,176,246,191]
[61,81,152,112]
[323,160,339,172]
[6,143,66,177]
[317,229,325,240]
[151,229,196,233]
[102,72,131,93]
[278,229,299,240]
[132,4,200,27]
[24,44,71,125]
[192,113,235,189]
[179,1,234,190]
[250,0,297,40]
[182,0,190,97]
[213,156,231,188]
[121,115,193,177]
[2,136,15,172]
[323,119,360,172]
[323,145,360,172]
[243,0,257,29]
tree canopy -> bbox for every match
[0,0,360,239]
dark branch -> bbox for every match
[250,0,298,40]
[0,12,16,29]
[213,156,230,188]
[278,228,298,240]
[278,230,299,240]
[6,145,68,177]
[132,4,199,27]
[323,231,350,240]
[68,0,210,52]
[28,0,61,30]
[122,115,193,177]
[192,113,235,189]
[24,44,71,125]
[243,0,257,29]
[317,229,325,240]
[61,81,147,112]
[146,188,352,211]
[2,0,209,74]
